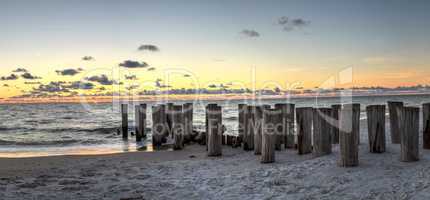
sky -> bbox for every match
[1,0,430,99]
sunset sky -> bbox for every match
[1,0,430,100]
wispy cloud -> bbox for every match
[240,29,260,37]
[85,75,115,85]
[12,68,28,73]
[125,75,137,80]
[119,60,148,68]
[56,68,83,76]
[82,56,95,61]
[1,74,19,81]
[21,72,41,80]
[138,44,159,52]
[147,67,156,71]
[276,16,310,31]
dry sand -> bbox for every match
[1,120,430,200]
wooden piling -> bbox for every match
[285,104,296,149]
[172,105,184,150]
[207,104,222,156]
[366,105,386,153]
[261,108,279,163]
[274,104,286,150]
[121,104,128,140]
[254,105,269,155]
[399,106,420,162]
[183,103,193,144]
[331,104,341,144]
[313,108,333,157]
[388,101,403,144]
[423,103,430,149]
[296,107,313,155]
[135,104,146,142]
[245,105,255,150]
[152,105,167,147]
[167,103,174,138]
[239,104,253,151]
[338,104,360,167]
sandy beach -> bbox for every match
[1,119,430,200]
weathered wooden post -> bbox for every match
[313,108,333,157]
[296,107,313,155]
[285,104,296,149]
[254,105,268,155]
[274,104,286,150]
[183,103,193,144]
[167,103,174,138]
[121,104,128,140]
[245,105,255,150]
[239,104,253,151]
[399,106,420,162]
[331,104,341,144]
[388,101,403,144]
[207,104,222,156]
[366,105,386,153]
[172,105,184,150]
[261,108,280,163]
[339,104,360,167]
[135,104,147,142]
[152,105,167,147]
[423,103,430,149]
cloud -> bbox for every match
[12,68,28,73]
[125,75,137,80]
[155,78,170,88]
[3,84,9,87]
[240,29,260,37]
[183,74,191,77]
[119,60,149,68]
[277,16,310,31]
[1,74,19,81]
[35,82,69,93]
[56,68,83,76]
[208,84,218,88]
[85,74,115,85]
[24,81,42,85]
[82,56,95,61]
[147,67,156,71]
[126,84,140,90]
[68,81,94,90]
[138,44,160,52]
[21,72,41,80]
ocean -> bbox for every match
[0,94,429,157]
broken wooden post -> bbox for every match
[388,101,403,144]
[121,104,128,140]
[207,104,222,156]
[285,104,296,149]
[339,104,360,167]
[399,106,420,162]
[135,104,147,142]
[274,104,287,150]
[296,107,313,155]
[423,103,430,149]
[331,104,341,144]
[152,105,167,147]
[366,105,386,153]
[313,108,333,157]
[183,103,193,144]
[261,108,280,163]
[172,105,184,150]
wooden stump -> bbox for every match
[338,104,360,167]
[152,105,167,147]
[274,104,287,150]
[423,103,430,149]
[399,106,420,162]
[135,104,146,142]
[172,105,184,150]
[261,108,279,163]
[331,104,341,144]
[388,101,404,144]
[366,105,386,153]
[121,104,128,140]
[183,103,193,144]
[207,104,222,156]
[239,104,253,151]
[245,105,255,150]
[313,108,333,157]
[285,104,296,149]
[296,107,313,155]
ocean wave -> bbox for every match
[0,126,118,135]
[0,139,81,146]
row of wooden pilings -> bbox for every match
[120,101,430,167]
